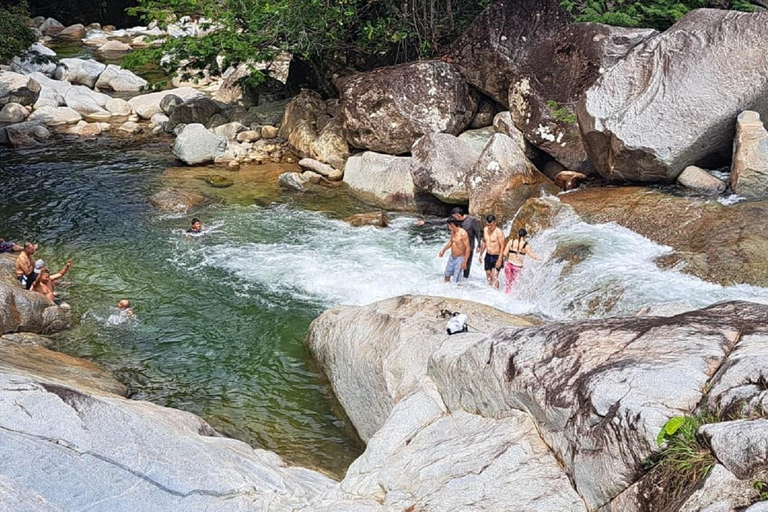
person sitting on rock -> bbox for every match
[186,218,202,234]
[439,218,470,283]
[15,242,39,289]
[30,260,72,303]
[0,238,23,253]
[501,229,540,294]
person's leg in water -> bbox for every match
[504,262,522,294]
[453,256,464,283]
[485,253,500,289]
[463,243,474,279]
[444,255,458,283]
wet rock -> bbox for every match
[76,122,103,136]
[339,61,478,155]
[579,9,768,182]
[731,110,768,200]
[0,102,29,123]
[212,121,247,141]
[509,23,655,174]
[11,43,60,77]
[0,282,70,335]
[148,189,205,213]
[39,18,65,36]
[677,165,727,195]
[411,133,479,203]
[195,174,234,188]
[56,58,106,88]
[168,97,221,130]
[28,106,82,126]
[278,171,310,191]
[129,88,202,120]
[98,40,132,53]
[307,295,534,441]
[466,133,556,222]
[63,85,110,116]
[118,121,142,134]
[173,123,226,165]
[105,98,131,116]
[95,64,147,92]
[343,152,419,211]
[57,24,86,40]
[345,212,388,228]
[1,121,50,147]
[458,126,495,155]
[311,118,349,170]
[299,158,342,181]
[0,71,41,107]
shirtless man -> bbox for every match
[438,218,470,283]
[30,260,73,301]
[502,229,540,294]
[476,215,506,289]
[187,218,202,234]
[14,242,38,289]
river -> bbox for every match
[3,133,768,478]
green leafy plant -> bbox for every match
[754,480,768,501]
[653,414,717,486]
[546,100,577,125]
[0,1,36,65]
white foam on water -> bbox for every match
[171,202,768,320]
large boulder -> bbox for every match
[343,152,426,211]
[167,97,221,129]
[339,61,478,154]
[1,121,50,147]
[579,9,768,183]
[63,86,110,115]
[94,64,148,92]
[56,58,107,88]
[105,98,132,116]
[508,23,656,173]
[0,71,41,107]
[57,24,87,40]
[0,103,29,123]
[279,89,327,157]
[28,106,82,126]
[148,189,205,213]
[29,71,69,109]
[731,110,768,200]
[172,123,227,165]
[11,43,60,77]
[0,282,70,335]
[410,133,479,203]
[307,295,534,441]
[128,87,203,119]
[311,119,349,170]
[466,133,556,222]
[448,0,568,107]
[38,18,65,36]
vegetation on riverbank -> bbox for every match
[0,1,36,64]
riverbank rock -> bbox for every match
[56,58,107,88]
[118,121,142,134]
[63,86,110,115]
[212,121,247,141]
[345,212,388,228]
[579,9,768,183]
[128,87,203,119]
[307,295,535,441]
[278,171,311,191]
[343,152,421,211]
[299,158,342,181]
[148,189,205,213]
[105,98,132,116]
[11,44,60,77]
[410,133,479,203]
[57,24,87,40]
[0,102,29,123]
[0,71,41,106]
[466,133,556,222]
[1,121,50,147]
[677,165,727,195]
[0,282,70,335]
[731,110,768,200]
[98,40,133,53]
[278,90,326,158]
[39,18,65,36]
[168,97,221,129]
[28,106,82,126]
[95,64,147,92]
[311,119,349,170]
[339,61,478,155]
[173,123,227,165]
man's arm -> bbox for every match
[439,238,452,257]
[15,256,26,276]
[416,217,449,226]
[50,260,73,280]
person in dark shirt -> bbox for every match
[450,207,482,278]
[186,218,202,234]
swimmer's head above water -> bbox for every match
[117,299,131,309]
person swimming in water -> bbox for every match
[186,218,202,234]
[501,229,540,294]
[117,299,135,318]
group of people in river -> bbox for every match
[433,207,539,293]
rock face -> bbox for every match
[0,282,70,335]
[95,64,148,92]
[731,110,768,200]
[508,23,656,173]
[0,71,41,106]
[677,165,727,195]
[56,58,107,88]
[339,61,478,154]
[343,152,424,211]
[410,133,479,204]
[148,189,205,213]
[466,133,556,222]
[579,9,768,183]
[449,0,568,106]
[172,124,227,165]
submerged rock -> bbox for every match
[195,174,234,188]
[731,110,768,200]
[579,9,768,182]
[345,212,388,228]
[339,60,478,155]
[278,171,310,191]
[148,189,205,213]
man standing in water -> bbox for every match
[451,207,482,279]
[502,229,540,294]
[477,215,505,289]
[14,242,38,289]
[439,219,470,283]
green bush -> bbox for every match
[0,1,36,65]
[651,414,717,491]
[560,0,754,30]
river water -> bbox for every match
[3,134,768,477]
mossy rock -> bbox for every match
[195,174,234,188]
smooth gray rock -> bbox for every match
[128,88,202,119]
[731,110,768,200]
[339,61,478,154]
[118,121,142,134]
[700,419,768,480]
[0,102,29,123]
[28,106,82,126]
[11,43,60,77]
[212,121,247,141]
[342,152,419,211]
[105,98,131,116]
[56,58,106,88]
[677,165,727,195]
[0,120,49,147]
[172,123,226,165]
[63,85,110,115]
[95,64,147,92]
[278,172,310,191]
[39,18,64,36]
[57,23,86,39]
[29,71,69,109]
[160,93,183,115]
[0,71,41,106]
[579,9,768,182]
[167,97,221,129]
[410,133,479,203]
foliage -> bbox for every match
[651,414,717,492]
[560,0,754,31]
[546,100,577,125]
[125,0,490,88]
[754,480,768,501]
[0,1,36,65]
